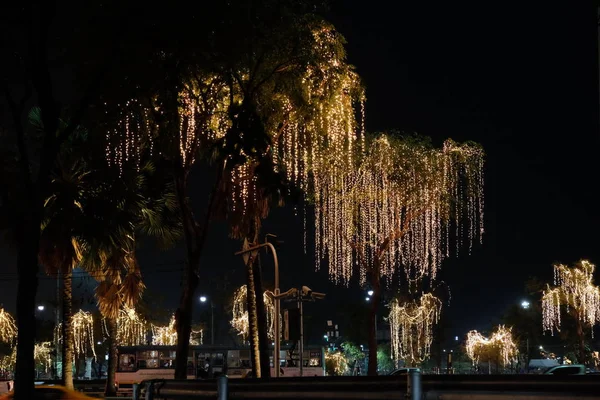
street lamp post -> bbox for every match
[235,237,281,377]
[200,296,215,345]
[521,300,530,370]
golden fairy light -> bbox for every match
[316,135,485,287]
[104,99,154,177]
[151,315,203,345]
[231,285,277,340]
[388,293,442,366]
[466,325,518,367]
[542,260,600,335]
[0,347,16,373]
[34,342,53,373]
[0,308,17,345]
[115,306,147,346]
[71,310,96,359]
[325,350,348,375]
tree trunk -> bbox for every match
[245,254,261,378]
[104,318,118,397]
[174,172,200,379]
[14,226,40,400]
[61,269,74,389]
[367,259,381,376]
[576,317,586,366]
[253,254,271,378]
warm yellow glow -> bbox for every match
[104,99,153,177]
[388,293,442,365]
[316,135,485,286]
[0,308,17,345]
[231,285,277,340]
[466,325,518,367]
[151,315,203,345]
[325,350,347,375]
[542,260,600,335]
[115,306,147,346]
[34,342,53,373]
[71,310,96,359]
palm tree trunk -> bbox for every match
[253,254,271,378]
[14,222,40,400]
[62,269,74,389]
[367,259,381,376]
[245,255,261,378]
[104,318,118,396]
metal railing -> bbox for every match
[136,372,600,400]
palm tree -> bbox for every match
[80,161,180,396]
[34,108,90,389]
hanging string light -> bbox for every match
[325,350,348,375]
[104,99,154,177]
[231,285,277,340]
[114,306,147,346]
[151,315,203,345]
[0,308,17,345]
[34,342,54,374]
[314,135,484,287]
[388,293,442,366]
[542,260,600,335]
[466,325,518,367]
[71,310,96,359]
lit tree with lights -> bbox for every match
[388,293,442,367]
[542,260,600,365]
[316,133,484,375]
[231,285,277,341]
[151,315,203,346]
[466,325,518,373]
[102,1,364,379]
[0,308,17,345]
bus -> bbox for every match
[115,344,325,384]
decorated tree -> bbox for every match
[151,315,203,346]
[388,293,442,367]
[101,1,364,378]
[230,285,277,341]
[316,133,484,375]
[466,325,518,373]
[542,260,600,365]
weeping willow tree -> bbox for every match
[466,325,518,372]
[388,293,442,367]
[315,134,484,375]
[542,260,600,365]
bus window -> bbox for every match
[159,350,176,368]
[138,350,160,369]
[213,353,224,367]
[118,354,136,371]
[227,350,241,368]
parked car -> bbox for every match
[543,364,586,375]
[389,368,420,376]
[0,384,97,400]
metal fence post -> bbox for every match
[407,369,422,400]
[217,375,229,400]
[132,383,140,400]
[144,380,154,400]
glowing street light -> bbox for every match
[199,296,214,345]
[521,301,530,309]
[37,305,45,311]
[367,290,374,296]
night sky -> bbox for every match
[1,1,599,347]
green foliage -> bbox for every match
[376,343,395,375]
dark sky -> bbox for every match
[1,1,599,347]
